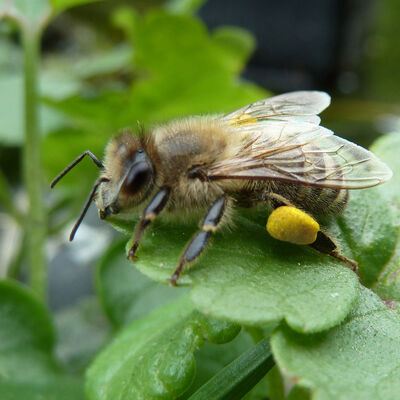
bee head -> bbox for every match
[97,132,155,219]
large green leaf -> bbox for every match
[86,296,241,400]
[131,209,359,333]
[96,240,268,399]
[0,280,84,400]
[271,285,400,400]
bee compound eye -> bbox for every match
[123,161,152,195]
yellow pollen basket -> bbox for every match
[266,206,320,245]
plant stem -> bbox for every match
[22,27,47,301]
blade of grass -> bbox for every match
[188,337,274,400]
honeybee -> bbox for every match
[51,91,392,285]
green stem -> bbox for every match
[22,27,47,301]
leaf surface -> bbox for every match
[86,296,240,400]
[0,280,84,400]
[132,210,359,333]
[271,285,400,400]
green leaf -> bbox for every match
[86,296,240,400]
[97,240,187,328]
[369,133,400,300]
[322,187,399,287]
[188,337,273,400]
[271,285,400,400]
[132,210,359,333]
[212,26,256,75]
[50,0,101,14]
[370,132,400,204]
[0,280,84,400]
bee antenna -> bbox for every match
[69,177,110,241]
[50,151,104,189]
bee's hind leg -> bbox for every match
[263,191,359,275]
[310,230,359,274]
[170,195,228,286]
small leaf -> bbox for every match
[0,280,84,400]
[188,337,273,400]
[271,285,400,400]
[133,210,359,333]
[86,296,240,400]
[97,240,187,328]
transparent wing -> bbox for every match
[222,91,331,126]
[208,120,392,189]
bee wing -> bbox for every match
[222,91,331,126]
[208,120,392,189]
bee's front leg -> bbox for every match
[170,196,228,286]
[128,187,170,261]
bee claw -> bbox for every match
[127,249,138,262]
[169,275,179,286]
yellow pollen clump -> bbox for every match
[266,206,320,245]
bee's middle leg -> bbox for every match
[170,195,228,286]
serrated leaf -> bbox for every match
[97,240,187,328]
[132,209,359,333]
[271,285,400,400]
[0,280,84,400]
[86,296,240,400]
